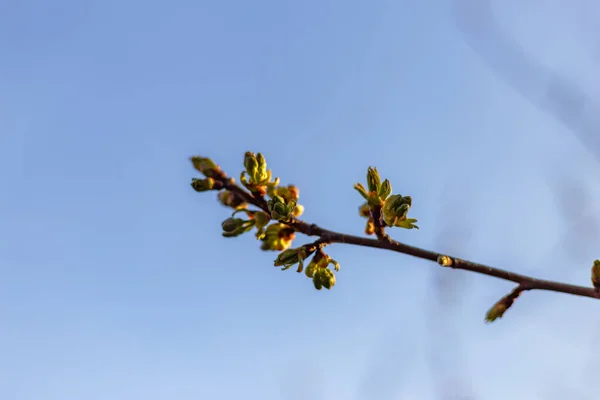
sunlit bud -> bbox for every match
[274,249,301,269]
[437,255,453,267]
[305,260,318,278]
[191,177,214,192]
[190,156,220,177]
[366,167,381,193]
[378,179,392,200]
[244,151,259,177]
[292,204,304,218]
[484,290,521,323]
[268,195,295,221]
[365,220,375,235]
[591,259,600,291]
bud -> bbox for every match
[484,290,521,323]
[260,223,295,251]
[190,156,220,177]
[268,195,295,221]
[222,217,243,233]
[378,179,392,200]
[313,274,323,290]
[313,267,336,290]
[365,220,375,235]
[292,204,304,218]
[321,268,336,290]
[244,151,259,178]
[221,217,253,237]
[305,260,317,278]
[274,249,301,268]
[256,152,268,181]
[382,194,416,228]
[592,259,600,291]
[218,190,247,209]
[437,255,453,267]
[485,302,508,323]
[191,177,214,192]
[366,167,381,193]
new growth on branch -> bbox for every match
[191,152,600,324]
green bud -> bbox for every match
[485,302,508,323]
[484,290,521,323]
[316,267,336,290]
[378,179,392,200]
[221,217,253,237]
[274,249,301,268]
[313,272,323,290]
[222,217,244,233]
[367,167,381,193]
[592,259,600,290]
[191,177,215,192]
[305,260,317,278]
[256,152,268,181]
[244,151,259,178]
[268,195,294,221]
[382,195,415,228]
[190,156,219,177]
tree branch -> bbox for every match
[220,177,600,301]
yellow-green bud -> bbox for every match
[244,151,259,178]
[221,217,252,237]
[222,217,243,233]
[367,166,381,193]
[485,302,508,323]
[313,272,323,290]
[305,261,317,278]
[315,267,336,290]
[292,204,304,218]
[378,179,392,200]
[592,259,600,291]
[437,255,453,267]
[382,194,412,227]
[365,220,375,235]
[268,195,294,221]
[274,249,301,268]
[191,177,215,192]
[190,156,219,177]
[256,152,268,181]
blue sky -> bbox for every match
[2,1,600,399]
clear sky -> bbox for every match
[2,1,600,399]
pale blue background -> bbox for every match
[2,1,600,399]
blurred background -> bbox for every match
[2,0,600,399]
